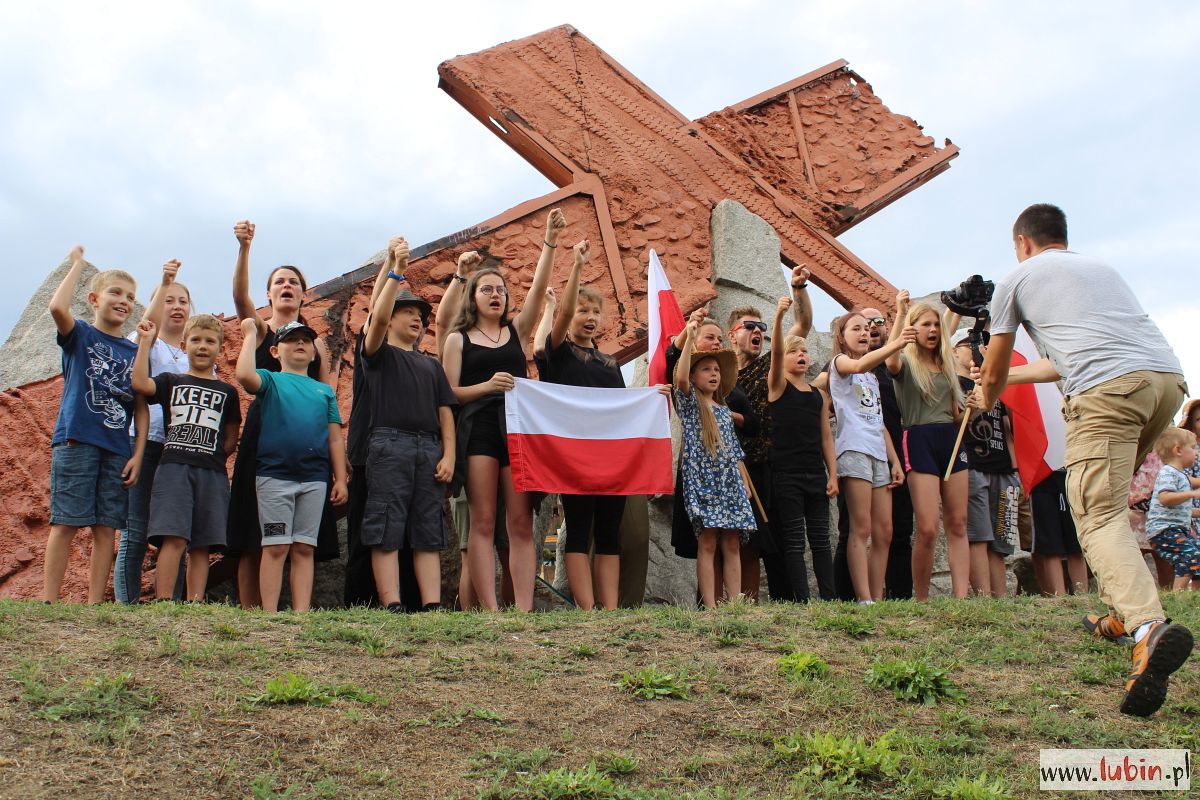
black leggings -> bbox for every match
[562,494,626,556]
[772,471,834,601]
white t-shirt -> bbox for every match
[126,335,191,443]
[989,249,1181,397]
[829,354,888,461]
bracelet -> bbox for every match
[387,271,405,282]
[792,281,808,290]
[544,240,557,249]
[452,273,467,284]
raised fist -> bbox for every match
[136,318,157,341]
[458,250,483,275]
[544,287,557,306]
[69,245,85,265]
[390,236,409,266]
[776,296,792,315]
[545,208,566,242]
[240,317,259,339]
[573,239,590,265]
[899,325,918,345]
[161,259,181,285]
[895,289,910,312]
[791,266,811,286]
[688,307,708,326]
[234,220,256,245]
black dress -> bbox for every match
[226,328,340,561]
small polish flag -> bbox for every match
[505,378,673,495]
[1001,328,1066,492]
[647,249,685,387]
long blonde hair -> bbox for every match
[691,353,725,457]
[902,303,962,407]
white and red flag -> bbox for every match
[1001,328,1066,492]
[647,249,685,387]
[505,378,673,495]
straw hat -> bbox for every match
[688,348,740,400]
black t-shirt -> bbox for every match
[957,375,1014,473]
[346,331,371,466]
[362,344,457,434]
[540,334,624,388]
[154,373,242,472]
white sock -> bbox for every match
[1134,621,1164,644]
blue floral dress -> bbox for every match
[674,386,756,540]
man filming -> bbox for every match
[976,203,1190,717]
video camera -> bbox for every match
[940,274,995,319]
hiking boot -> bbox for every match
[1082,612,1132,645]
[1120,622,1194,717]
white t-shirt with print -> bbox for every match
[829,354,888,461]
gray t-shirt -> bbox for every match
[1147,463,1192,535]
[989,249,1181,397]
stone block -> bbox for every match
[0,258,145,390]
[708,200,788,332]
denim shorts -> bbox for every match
[362,429,448,552]
[50,441,129,529]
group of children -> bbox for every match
[37,210,1191,613]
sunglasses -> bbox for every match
[867,317,886,327]
[733,320,768,333]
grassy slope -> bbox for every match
[0,594,1197,800]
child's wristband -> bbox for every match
[387,272,405,283]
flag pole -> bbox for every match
[739,462,768,523]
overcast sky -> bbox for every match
[2,2,1197,393]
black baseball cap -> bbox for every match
[275,321,318,342]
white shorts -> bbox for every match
[837,450,890,489]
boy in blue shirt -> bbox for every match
[236,317,347,612]
[44,245,148,603]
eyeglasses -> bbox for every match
[478,285,508,297]
[867,317,886,327]
[733,320,767,333]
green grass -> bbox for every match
[865,655,967,706]
[0,594,1197,798]
[616,664,691,700]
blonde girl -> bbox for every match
[885,291,976,599]
[673,320,756,608]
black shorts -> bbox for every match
[361,429,448,552]
[466,405,509,467]
[902,422,967,476]
[1030,471,1082,555]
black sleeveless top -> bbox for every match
[459,323,527,392]
[768,381,824,473]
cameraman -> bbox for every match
[976,203,1190,718]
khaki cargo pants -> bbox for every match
[1063,370,1187,630]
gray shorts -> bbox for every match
[361,430,448,552]
[837,450,890,489]
[148,463,229,551]
[967,469,1021,555]
[256,476,325,547]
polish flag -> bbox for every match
[1001,328,1066,492]
[505,378,673,495]
[647,249,685,387]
